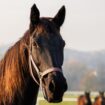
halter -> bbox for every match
[29,54,62,85]
[29,31,62,98]
[29,53,62,98]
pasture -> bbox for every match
[39,100,75,105]
[37,91,98,105]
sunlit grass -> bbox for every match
[38,91,98,105]
[39,100,76,105]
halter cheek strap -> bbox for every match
[29,30,62,85]
[29,54,62,85]
[29,54,62,99]
[29,55,40,85]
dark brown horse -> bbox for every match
[0,4,67,105]
[99,92,105,105]
[85,91,92,105]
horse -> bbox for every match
[99,92,105,105]
[77,95,87,105]
[85,91,92,105]
[93,96,102,105]
[0,4,67,105]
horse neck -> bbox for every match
[78,99,86,105]
[86,95,92,105]
[93,99,101,105]
[0,39,39,105]
[94,101,101,105]
[18,39,40,105]
[79,101,86,105]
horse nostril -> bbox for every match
[49,80,55,92]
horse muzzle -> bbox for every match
[41,67,68,103]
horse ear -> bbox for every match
[53,6,66,28]
[30,4,40,25]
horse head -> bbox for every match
[28,4,67,102]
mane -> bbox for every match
[0,30,30,104]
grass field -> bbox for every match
[39,100,76,105]
[37,91,98,105]
[37,92,75,105]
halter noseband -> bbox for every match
[29,53,62,98]
[29,54,62,85]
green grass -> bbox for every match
[38,91,98,105]
[39,100,76,105]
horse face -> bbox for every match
[29,4,67,102]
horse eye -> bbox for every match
[35,37,42,46]
[37,39,41,45]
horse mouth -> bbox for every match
[42,87,63,103]
[41,71,67,103]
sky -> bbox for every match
[0,0,105,51]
